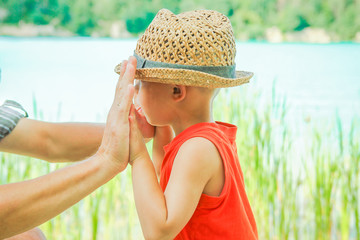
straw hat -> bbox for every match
[114,9,253,88]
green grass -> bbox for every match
[1,87,359,239]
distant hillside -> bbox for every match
[1,0,359,42]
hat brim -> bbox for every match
[114,63,253,88]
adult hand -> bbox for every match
[96,56,136,172]
[0,56,139,239]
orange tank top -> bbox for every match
[160,122,258,240]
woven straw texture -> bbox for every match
[115,9,254,88]
[135,9,236,67]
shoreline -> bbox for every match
[1,23,359,44]
[0,35,358,45]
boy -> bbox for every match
[117,9,258,239]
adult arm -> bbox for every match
[0,154,117,239]
[0,57,136,239]
[0,119,105,162]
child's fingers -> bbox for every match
[129,105,143,154]
[129,105,141,146]
[129,105,143,141]
[129,105,149,164]
[134,106,143,120]
[129,104,136,120]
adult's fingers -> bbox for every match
[129,104,136,122]
[127,56,137,75]
[111,59,135,108]
[119,60,128,79]
[123,56,137,86]
[114,60,128,94]
[113,84,134,124]
[118,56,136,91]
[123,85,135,119]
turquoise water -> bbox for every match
[0,37,359,128]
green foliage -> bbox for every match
[126,12,155,34]
[0,0,359,40]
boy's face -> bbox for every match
[135,80,173,126]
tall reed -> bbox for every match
[0,87,358,239]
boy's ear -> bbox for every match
[172,85,186,102]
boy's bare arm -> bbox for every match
[0,119,105,162]
[129,113,221,239]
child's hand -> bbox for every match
[129,105,150,165]
[134,106,155,139]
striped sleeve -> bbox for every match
[0,100,28,141]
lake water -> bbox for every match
[0,37,359,131]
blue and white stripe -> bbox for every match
[0,100,28,140]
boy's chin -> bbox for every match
[148,121,168,128]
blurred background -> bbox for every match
[0,0,360,41]
[0,1,360,239]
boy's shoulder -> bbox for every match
[166,122,237,166]
[172,136,225,196]
[178,137,220,160]
[175,122,237,146]
[174,135,221,169]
